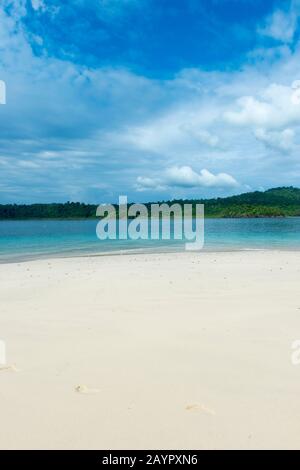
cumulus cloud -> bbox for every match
[166,166,239,188]
[258,7,299,44]
[135,176,166,192]
[1,0,300,203]
[123,108,220,156]
[255,128,295,152]
[224,82,300,129]
[136,166,239,192]
[188,129,219,147]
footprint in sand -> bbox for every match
[74,384,100,394]
[0,364,19,372]
[185,403,216,416]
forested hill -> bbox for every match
[188,186,300,217]
[0,187,300,219]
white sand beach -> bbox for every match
[0,250,300,450]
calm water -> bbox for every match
[0,218,300,262]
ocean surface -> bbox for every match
[0,217,300,262]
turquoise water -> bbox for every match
[0,217,300,262]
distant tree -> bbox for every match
[0,187,299,219]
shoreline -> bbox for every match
[2,245,300,265]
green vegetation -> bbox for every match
[0,187,300,220]
[0,202,96,220]
[198,186,300,218]
[189,186,300,218]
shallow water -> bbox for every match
[0,217,299,262]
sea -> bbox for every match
[0,217,300,262]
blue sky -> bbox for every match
[1,0,300,203]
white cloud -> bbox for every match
[224,82,300,129]
[166,166,239,188]
[255,128,295,152]
[123,107,220,155]
[183,127,219,147]
[1,0,300,202]
[136,166,239,192]
[258,1,300,43]
[31,0,45,11]
[135,176,166,192]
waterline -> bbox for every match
[1,217,300,263]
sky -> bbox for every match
[1,0,300,203]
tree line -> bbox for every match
[0,187,299,219]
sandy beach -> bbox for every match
[0,250,300,450]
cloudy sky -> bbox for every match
[1,0,300,203]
